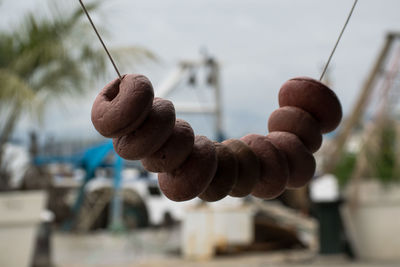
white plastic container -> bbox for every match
[182,204,253,260]
[0,191,46,267]
[341,180,400,262]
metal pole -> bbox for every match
[110,154,125,232]
[213,60,224,141]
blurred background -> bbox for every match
[1,0,400,266]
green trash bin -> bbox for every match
[312,200,344,254]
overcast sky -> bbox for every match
[2,0,400,143]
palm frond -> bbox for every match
[0,0,154,140]
[0,68,35,103]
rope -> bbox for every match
[78,0,122,80]
[320,0,359,81]
[79,0,359,83]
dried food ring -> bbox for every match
[141,119,195,173]
[268,106,322,153]
[240,134,289,199]
[222,139,260,198]
[266,131,316,189]
[278,77,342,133]
[198,142,238,202]
[91,74,154,138]
[113,97,176,160]
[158,136,218,201]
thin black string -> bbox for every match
[79,0,122,80]
[320,0,358,81]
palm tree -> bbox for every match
[0,1,151,169]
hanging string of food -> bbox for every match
[80,0,358,202]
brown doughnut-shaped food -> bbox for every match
[141,119,195,173]
[222,139,260,197]
[158,136,217,202]
[266,132,316,189]
[268,106,322,153]
[199,142,238,202]
[113,98,175,160]
[91,74,154,138]
[278,76,342,133]
[240,134,289,199]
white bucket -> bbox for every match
[0,191,46,267]
[341,180,400,262]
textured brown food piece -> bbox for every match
[141,119,194,173]
[266,132,316,189]
[240,134,289,199]
[199,142,238,202]
[278,76,342,133]
[91,74,154,138]
[113,98,175,160]
[268,106,322,153]
[222,139,260,197]
[158,136,217,202]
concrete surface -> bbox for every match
[53,228,400,267]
